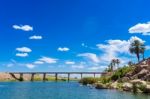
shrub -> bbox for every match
[99,76,111,84]
[111,66,133,81]
[79,77,97,85]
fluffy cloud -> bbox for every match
[129,22,150,35]
[57,47,70,52]
[16,53,28,57]
[34,61,44,65]
[16,47,32,53]
[26,64,35,69]
[96,36,145,65]
[78,53,100,63]
[7,63,14,67]
[13,25,33,31]
[38,56,57,64]
[65,61,75,65]
[29,35,42,40]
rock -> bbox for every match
[143,85,150,93]
[118,77,130,82]
[110,82,118,89]
[95,83,107,89]
[137,69,148,79]
[130,79,147,86]
[122,83,132,91]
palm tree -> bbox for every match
[116,59,120,69]
[111,59,116,70]
[140,47,146,60]
[129,40,145,62]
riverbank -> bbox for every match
[79,58,150,94]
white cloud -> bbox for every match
[65,61,75,65]
[34,61,44,65]
[81,43,88,47]
[57,47,70,52]
[26,64,35,69]
[13,25,33,31]
[38,56,57,64]
[29,35,42,40]
[16,53,28,57]
[7,63,14,67]
[78,53,100,63]
[96,36,145,65]
[16,47,32,53]
[129,22,150,35]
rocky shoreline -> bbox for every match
[95,79,150,93]
[80,58,150,94]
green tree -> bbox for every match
[140,47,146,60]
[129,40,145,62]
[116,59,120,69]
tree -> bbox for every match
[129,40,145,62]
[111,59,116,71]
[140,47,146,60]
[116,59,120,69]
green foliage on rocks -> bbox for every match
[111,66,133,81]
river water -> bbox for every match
[0,82,150,99]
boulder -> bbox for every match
[143,85,150,93]
[110,82,118,89]
[130,79,147,86]
[137,69,148,79]
[122,82,132,91]
[95,83,107,89]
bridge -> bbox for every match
[8,72,106,82]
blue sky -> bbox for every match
[0,0,150,72]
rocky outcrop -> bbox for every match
[124,58,150,81]
[95,83,108,89]
[122,82,132,91]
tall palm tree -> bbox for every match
[140,47,146,60]
[129,40,145,62]
[116,59,120,69]
[111,59,116,70]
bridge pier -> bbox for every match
[31,73,35,81]
[43,73,46,81]
[68,73,70,82]
[81,73,83,79]
[94,73,96,78]
[55,73,58,81]
[20,73,24,81]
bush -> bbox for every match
[111,66,133,81]
[99,76,111,84]
[79,77,97,85]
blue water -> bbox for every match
[0,82,150,99]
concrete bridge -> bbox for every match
[8,72,106,82]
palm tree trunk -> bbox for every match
[136,53,140,62]
[143,52,145,60]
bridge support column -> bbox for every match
[55,73,58,81]
[81,73,83,79]
[68,73,70,82]
[20,73,24,81]
[94,73,96,78]
[31,73,35,81]
[43,73,46,81]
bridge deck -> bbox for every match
[8,72,106,74]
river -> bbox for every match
[0,82,149,99]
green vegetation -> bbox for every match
[79,77,97,85]
[129,39,145,62]
[111,66,134,81]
